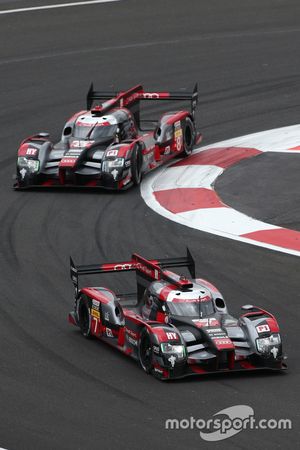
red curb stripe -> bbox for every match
[288,145,300,150]
[241,228,300,251]
[173,147,262,168]
[154,188,226,213]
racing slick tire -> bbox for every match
[182,116,195,157]
[78,297,92,338]
[131,144,143,185]
[138,329,153,374]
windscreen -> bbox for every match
[167,299,215,317]
[73,124,117,140]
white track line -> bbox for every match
[0,0,119,15]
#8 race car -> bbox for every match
[68,250,287,380]
[15,83,202,190]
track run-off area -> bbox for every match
[142,124,300,257]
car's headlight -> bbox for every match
[256,333,281,353]
[102,158,124,171]
[18,157,40,172]
[161,343,185,359]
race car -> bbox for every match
[68,250,287,380]
[15,83,202,190]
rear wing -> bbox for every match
[86,83,198,126]
[70,248,196,296]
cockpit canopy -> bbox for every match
[141,282,219,320]
[165,298,215,317]
[73,114,118,140]
[66,108,137,142]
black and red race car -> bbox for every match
[15,83,202,190]
[68,250,287,380]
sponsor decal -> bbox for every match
[164,146,171,155]
[111,169,119,180]
[60,157,78,164]
[127,336,138,347]
[136,262,154,277]
[271,347,278,358]
[104,312,110,321]
[174,129,183,139]
[26,148,38,156]
[106,327,114,338]
[154,367,164,374]
[106,149,118,157]
[168,355,176,368]
[153,345,160,354]
[67,152,83,156]
[125,328,138,339]
[91,309,100,319]
[207,328,224,334]
[192,318,220,328]
[207,328,228,339]
[70,140,94,148]
[92,299,100,309]
[171,297,210,303]
[256,324,270,333]
[20,168,27,179]
[166,332,178,340]
[213,338,232,346]
[122,92,140,106]
[135,262,159,279]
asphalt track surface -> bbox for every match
[0,1,300,449]
[216,152,300,231]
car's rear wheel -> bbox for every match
[131,144,143,185]
[138,329,153,373]
[182,117,195,157]
[78,297,92,338]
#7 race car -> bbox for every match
[68,250,287,380]
[15,83,202,190]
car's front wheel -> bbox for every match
[131,144,143,185]
[138,329,153,373]
[182,117,195,157]
[78,297,92,338]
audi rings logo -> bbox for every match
[114,264,133,271]
[142,93,159,99]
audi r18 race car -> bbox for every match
[68,250,287,380]
[15,83,202,190]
